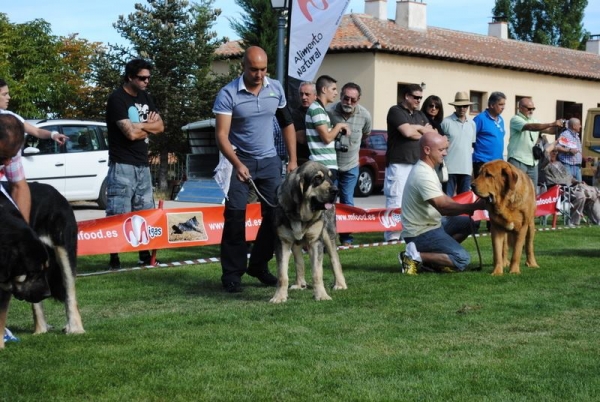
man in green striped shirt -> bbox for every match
[305,74,349,181]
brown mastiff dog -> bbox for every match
[471,160,539,275]
[270,161,347,303]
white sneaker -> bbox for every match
[405,242,422,262]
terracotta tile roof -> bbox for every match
[215,40,244,58]
[216,14,600,81]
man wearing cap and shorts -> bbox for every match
[440,92,476,197]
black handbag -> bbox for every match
[532,133,543,160]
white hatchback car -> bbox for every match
[21,119,109,209]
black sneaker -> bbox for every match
[224,282,243,293]
[247,270,278,286]
[109,255,121,270]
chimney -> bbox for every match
[586,35,600,55]
[365,0,387,20]
[395,0,427,31]
[488,16,508,40]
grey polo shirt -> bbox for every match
[327,102,372,171]
[213,76,286,159]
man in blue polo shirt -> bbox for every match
[473,91,507,177]
[213,46,297,293]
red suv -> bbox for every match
[355,130,387,197]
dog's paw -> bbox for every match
[314,291,332,301]
[269,294,288,303]
[289,283,307,290]
[64,326,85,335]
[332,282,347,290]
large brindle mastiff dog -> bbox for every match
[0,182,84,348]
[270,161,347,303]
[471,160,539,275]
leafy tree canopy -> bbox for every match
[493,0,590,49]
[229,0,281,74]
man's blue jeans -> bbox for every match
[337,166,359,206]
[336,166,359,244]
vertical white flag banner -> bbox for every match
[288,0,350,81]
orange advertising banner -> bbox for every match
[76,188,560,256]
[77,203,262,256]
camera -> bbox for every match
[334,129,348,152]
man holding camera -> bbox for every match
[328,82,372,245]
[305,74,349,181]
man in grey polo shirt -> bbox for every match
[328,82,372,245]
[213,46,297,293]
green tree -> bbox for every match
[102,0,232,190]
[493,0,590,49]
[229,0,280,74]
[0,14,100,118]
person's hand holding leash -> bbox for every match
[235,163,251,182]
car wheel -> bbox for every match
[97,178,108,210]
[354,167,374,197]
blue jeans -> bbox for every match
[336,166,359,206]
[444,174,472,197]
[336,166,359,244]
[106,162,155,216]
[565,164,582,182]
[403,216,475,270]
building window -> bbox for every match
[515,96,529,114]
[470,91,484,113]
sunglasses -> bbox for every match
[409,94,423,101]
[342,95,359,104]
[136,75,151,82]
[427,104,439,109]
[521,106,535,111]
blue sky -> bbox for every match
[3,0,599,46]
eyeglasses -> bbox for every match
[521,105,535,111]
[456,105,470,109]
[342,95,359,104]
[136,75,151,82]
[409,94,423,101]
[427,104,439,109]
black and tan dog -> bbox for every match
[270,161,347,303]
[0,182,84,348]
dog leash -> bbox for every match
[248,178,278,208]
[469,217,483,271]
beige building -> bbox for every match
[215,0,600,131]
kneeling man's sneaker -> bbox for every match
[436,266,456,274]
[398,252,420,275]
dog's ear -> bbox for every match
[500,164,518,193]
[0,246,18,283]
[291,171,304,206]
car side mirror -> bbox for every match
[22,147,41,155]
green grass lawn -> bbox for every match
[2,226,600,401]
